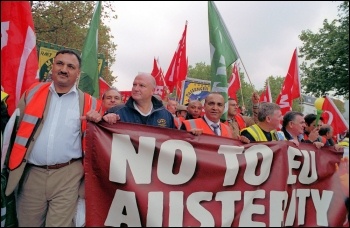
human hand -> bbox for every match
[308,128,320,142]
[334,144,344,152]
[81,110,102,123]
[189,128,203,136]
[313,141,324,149]
[252,91,260,104]
[102,113,120,124]
[289,138,300,147]
[335,157,349,197]
[239,135,250,144]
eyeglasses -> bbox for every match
[230,104,239,107]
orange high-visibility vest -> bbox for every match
[234,114,246,130]
[174,116,185,129]
[183,118,233,138]
[8,82,101,170]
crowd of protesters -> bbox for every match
[1,49,348,227]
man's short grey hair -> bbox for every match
[257,102,281,122]
[136,72,156,88]
[102,87,120,100]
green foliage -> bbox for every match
[298,1,349,99]
[188,62,211,81]
[31,1,118,85]
[236,74,255,116]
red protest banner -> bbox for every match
[85,122,347,227]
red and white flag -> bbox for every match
[260,79,272,103]
[275,48,301,115]
[1,1,39,115]
[98,77,110,99]
[321,96,349,136]
[164,21,188,93]
[227,62,241,101]
[151,57,168,100]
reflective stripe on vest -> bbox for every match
[8,84,100,170]
[184,118,232,138]
[243,124,276,142]
[9,82,50,170]
[174,117,182,129]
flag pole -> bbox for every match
[236,63,245,108]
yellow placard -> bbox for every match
[182,80,211,105]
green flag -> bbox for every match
[78,1,101,98]
[208,1,239,120]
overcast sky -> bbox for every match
[107,1,340,91]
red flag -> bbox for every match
[98,77,110,99]
[275,48,301,115]
[119,91,132,103]
[174,57,188,103]
[1,1,39,115]
[164,21,188,93]
[151,58,168,100]
[227,62,241,101]
[321,96,349,136]
[260,79,272,103]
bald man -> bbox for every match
[103,72,175,128]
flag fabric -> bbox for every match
[164,22,188,93]
[227,62,241,101]
[151,58,167,100]
[98,77,110,99]
[174,57,188,103]
[275,48,301,115]
[321,96,349,136]
[260,79,272,103]
[208,1,239,120]
[1,1,39,116]
[120,91,132,103]
[78,1,102,98]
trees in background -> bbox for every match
[299,1,349,100]
[31,1,118,85]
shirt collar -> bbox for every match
[49,82,78,96]
[203,115,220,127]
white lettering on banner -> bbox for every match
[111,136,319,186]
[311,189,333,226]
[239,190,265,227]
[110,135,196,185]
[218,145,244,186]
[106,136,334,226]
[158,140,197,185]
[285,189,333,227]
[105,189,141,226]
[110,134,155,184]
[219,144,273,186]
[187,192,214,226]
[215,191,242,226]
[169,191,184,226]
[299,150,317,184]
[105,189,333,227]
[244,145,273,185]
[146,192,163,227]
[269,191,288,227]
[287,147,317,184]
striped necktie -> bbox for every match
[211,123,219,136]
